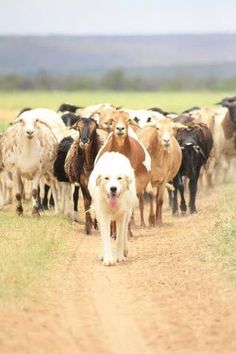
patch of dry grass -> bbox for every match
[215,184,236,283]
[0,206,74,305]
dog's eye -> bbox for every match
[117,177,122,180]
[105,177,109,180]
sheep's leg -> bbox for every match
[13,172,24,215]
[148,191,155,227]
[31,174,41,216]
[60,182,66,214]
[50,180,59,214]
[81,185,93,235]
[71,185,79,222]
[128,220,133,238]
[172,175,179,215]
[64,183,72,217]
[138,192,145,227]
[49,191,55,208]
[5,172,13,205]
[156,183,165,225]
[42,184,50,210]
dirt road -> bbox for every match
[1,188,236,354]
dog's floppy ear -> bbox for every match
[125,176,133,190]
[96,175,102,186]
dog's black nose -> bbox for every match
[110,186,117,193]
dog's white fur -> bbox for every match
[88,152,138,266]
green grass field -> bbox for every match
[0,90,234,132]
[0,90,234,113]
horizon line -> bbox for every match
[1,31,236,37]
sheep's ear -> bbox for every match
[96,175,102,186]
[174,122,187,130]
[10,118,23,126]
[71,118,82,130]
[128,118,139,128]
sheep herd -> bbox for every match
[0,97,235,265]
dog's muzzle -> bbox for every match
[108,186,119,208]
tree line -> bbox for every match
[0,69,236,91]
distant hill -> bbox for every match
[1,34,236,78]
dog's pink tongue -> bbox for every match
[109,195,118,208]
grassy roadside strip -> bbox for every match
[215,184,236,284]
[0,209,75,306]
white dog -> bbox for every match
[88,152,138,266]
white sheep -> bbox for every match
[123,109,165,128]
[0,110,59,215]
[15,108,79,213]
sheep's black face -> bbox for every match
[74,118,97,149]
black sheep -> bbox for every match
[54,136,79,220]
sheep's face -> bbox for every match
[19,117,38,140]
[100,117,113,133]
[112,111,130,139]
[156,119,180,148]
[96,108,116,133]
[73,118,98,149]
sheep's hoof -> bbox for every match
[32,207,40,217]
[16,206,23,215]
[181,211,187,216]
[85,227,92,235]
[124,249,129,257]
[148,215,156,227]
[128,230,134,238]
[94,219,98,230]
[156,221,163,227]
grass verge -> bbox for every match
[215,184,236,283]
[0,208,73,305]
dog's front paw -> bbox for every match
[115,254,127,263]
[103,256,115,266]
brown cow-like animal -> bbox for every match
[138,118,183,225]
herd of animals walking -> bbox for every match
[0,96,235,265]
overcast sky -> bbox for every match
[1,0,236,35]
